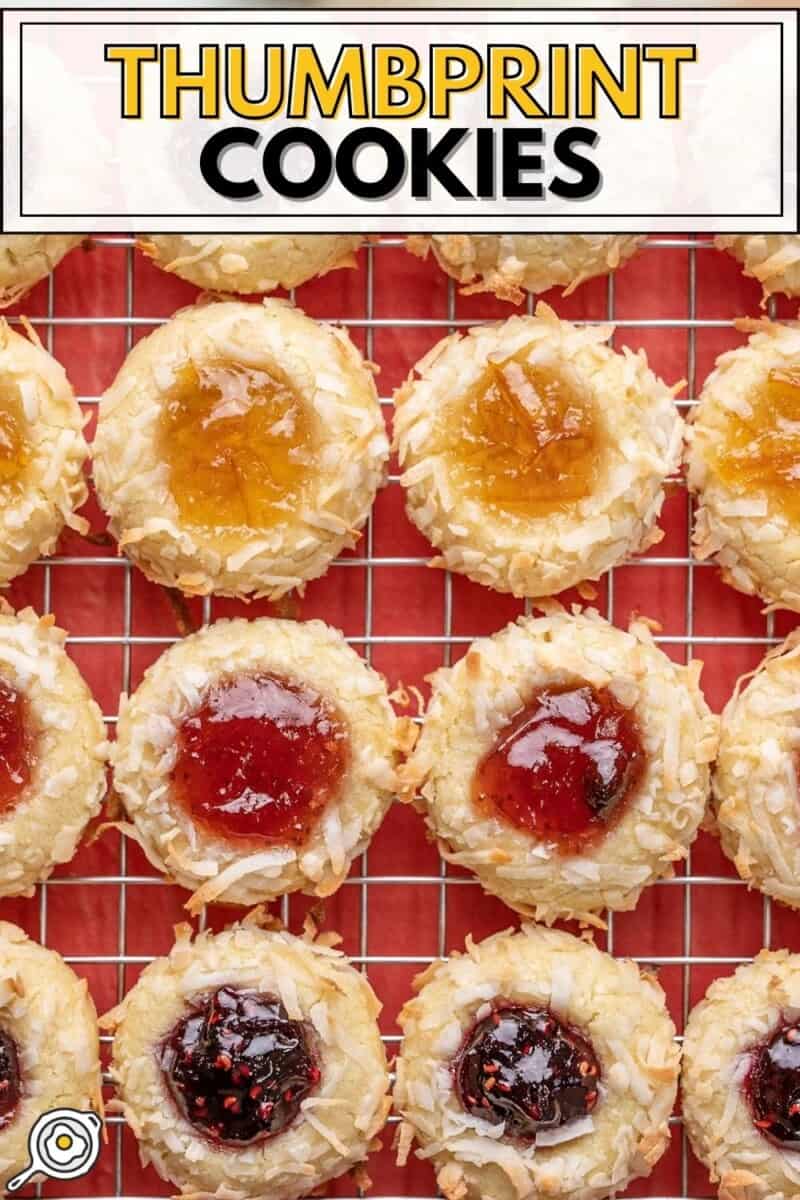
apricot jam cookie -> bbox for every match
[0,236,83,309]
[92,298,388,599]
[688,319,800,611]
[0,921,102,1190]
[139,235,362,295]
[716,235,800,301]
[0,320,89,586]
[408,235,646,304]
[111,616,403,911]
[402,609,717,926]
[102,922,390,1200]
[0,607,107,898]
[682,949,800,1200]
[395,924,679,1200]
[394,303,682,599]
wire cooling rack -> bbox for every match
[1,234,799,1200]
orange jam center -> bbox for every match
[160,360,314,531]
[0,677,33,815]
[0,378,29,490]
[449,345,604,516]
[714,364,800,521]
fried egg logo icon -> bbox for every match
[5,1108,102,1191]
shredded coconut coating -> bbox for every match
[0,921,102,1189]
[715,236,800,301]
[0,607,108,898]
[407,236,646,304]
[103,922,390,1200]
[0,320,89,586]
[401,608,717,926]
[682,950,800,1200]
[395,924,679,1200]
[688,319,800,612]
[92,298,388,599]
[0,236,83,309]
[112,616,404,909]
[139,236,362,294]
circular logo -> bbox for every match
[5,1108,102,1192]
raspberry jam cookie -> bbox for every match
[716,236,800,301]
[0,236,83,309]
[93,298,388,599]
[0,606,107,898]
[0,320,89,585]
[407,235,646,305]
[402,609,717,926]
[111,617,403,911]
[394,303,683,599]
[688,319,800,611]
[682,949,800,1200]
[139,235,362,295]
[0,921,102,1190]
[103,922,390,1200]
[395,925,679,1200]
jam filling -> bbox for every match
[160,359,315,531]
[454,1003,600,1140]
[0,677,34,817]
[171,671,349,847]
[0,378,29,491]
[0,1029,22,1130]
[747,1019,800,1148]
[160,986,319,1145]
[714,363,800,521]
[449,345,605,517]
[472,683,644,853]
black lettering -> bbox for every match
[199,126,261,200]
[335,129,404,199]
[502,128,544,199]
[410,127,472,199]
[550,127,601,199]
[262,128,332,199]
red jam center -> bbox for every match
[472,683,644,852]
[160,986,319,1145]
[0,1029,22,1130]
[747,1020,800,1147]
[0,677,33,816]
[454,1003,600,1140]
[171,672,349,846]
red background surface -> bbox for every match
[1,234,798,1199]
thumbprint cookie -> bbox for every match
[111,617,404,911]
[92,298,388,599]
[139,235,362,295]
[394,303,683,599]
[689,318,800,611]
[683,950,800,1200]
[0,921,103,1190]
[0,320,89,585]
[0,236,83,309]
[402,608,717,927]
[716,235,800,302]
[0,606,107,898]
[407,235,646,304]
[395,924,679,1200]
[102,922,390,1200]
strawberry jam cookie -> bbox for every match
[0,236,83,309]
[0,320,89,586]
[0,921,102,1190]
[716,236,800,302]
[92,298,388,599]
[402,609,717,926]
[683,950,800,1200]
[139,235,362,295]
[0,607,107,898]
[103,922,390,1200]
[407,235,646,304]
[111,617,403,911]
[394,303,683,599]
[688,318,800,611]
[395,925,679,1200]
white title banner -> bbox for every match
[2,7,797,232]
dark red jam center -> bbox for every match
[472,683,644,852]
[454,1003,600,1140]
[171,672,349,846]
[747,1020,800,1147]
[160,986,319,1145]
[0,677,33,816]
[0,1029,22,1130]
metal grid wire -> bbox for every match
[4,235,785,1200]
